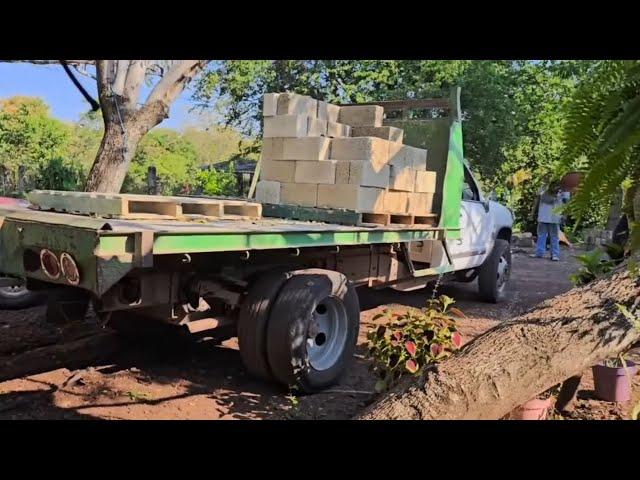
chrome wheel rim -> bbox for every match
[306,297,349,371]
[496,255,510,292]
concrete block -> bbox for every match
[261,138,285,160]
[317,101,340,122]
[407,193,434,214]
[326,121,352,138]
[317,184,385,213]
[260,159,296,183]
[351,126,403,143]
[404,145,428,170]
[307,117,328,137]
[415,171,437,193]
[263,115,309,138]
[348,161,390,188]
[281,182,318,207]
[295,160,337,184]
[384,190,408,214]
[276,93,317,117]
[390,164,416,192]
[338,105,384,127]
[263,93,279,117]
[282,137,331,161]
[326,103,340,123]
[387,141,405,166]
[255,180,281,204]
[335,161,351,184]
[330,137,389,170]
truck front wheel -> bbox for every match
[266,270,360,393]
[477,239,511,303]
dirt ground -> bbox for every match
[0,245,638,420]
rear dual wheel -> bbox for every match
[238,269,360,393]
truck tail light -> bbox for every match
[40,249,61,279]
[60,252,80,285]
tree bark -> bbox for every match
[84,60,208,193]
[358,269,640,420]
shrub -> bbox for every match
[367,295,464,392]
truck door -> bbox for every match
[446,165,494,270]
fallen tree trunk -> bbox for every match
[358,269,640,420]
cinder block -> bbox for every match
[255,180,281,204]
[351,126,403,143]
[326,122,352,138]
[348,161,390,188]
[404,145,428,170]
[330,137,389,170]
[307,117,328,137]
[260,159,296,183]
[407,193,434,214]
[263,115,308,138]
[389,164,415,192]
[295,160,337,184]
[263,93,279,117]
[326,103,340,123]
[317,184,385,213]
[388,141,405,166]
[261,138,285,160]
[335,161,351,184]
[317,101,339,122]
[282,137,331,161]
[281,182,318,207]
[415,171,437,193]
[338,105,384,127]
[384,190,408,214]
[277,93,317,117]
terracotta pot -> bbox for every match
[592,361,637,402]
[560,172,582,192]
[511,397,552,420]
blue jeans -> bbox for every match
[536,222,560,258]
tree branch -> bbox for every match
[111,60,130,96]
[123,60,147,106]
[145,60,208,109]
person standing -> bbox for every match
[533,182,570,261]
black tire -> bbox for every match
[0,284,45,310]
[454,268,478,283]
[478,239,512,303]
[266,269,360,393]
[237,270,292,380]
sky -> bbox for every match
[0,62,208,129]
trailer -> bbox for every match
[0,88,513,392]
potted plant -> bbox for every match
[592,355,637,402]
[510,387,555,420]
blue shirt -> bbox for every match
[538,188,570,224]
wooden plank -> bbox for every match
[221,202,262,218]
[28,190,127,216]
[180,202,223,217]
[262,203,362,226]
[390,214,414,226]
[414,214,438,227]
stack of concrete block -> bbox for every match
[255,92,438,220]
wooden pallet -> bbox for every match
[261,203,438,227]
[27,191,262,220]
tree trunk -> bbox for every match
[358,269,640,420]
[84,99,165,193]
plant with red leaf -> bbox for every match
[366,295,464,393]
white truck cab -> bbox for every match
[403,160,514,303]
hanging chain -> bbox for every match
[431,269,445,299]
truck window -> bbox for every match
[462,166,480,201]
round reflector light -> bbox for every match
[60,252,80,285]
[40,249,61,279]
